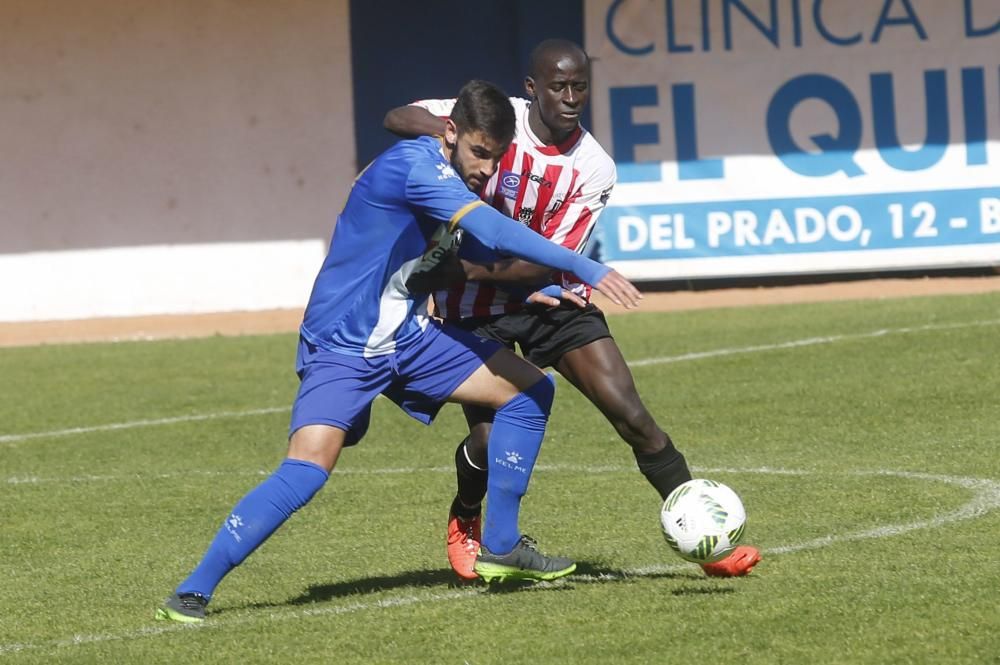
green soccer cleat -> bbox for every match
[155,592,208,623]
[474,535,576,583]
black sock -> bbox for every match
[452,437,487,517]
[634,439,692,501]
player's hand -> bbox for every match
[525,285,587,309]
[594,269,642,309]
[405,251,464,293]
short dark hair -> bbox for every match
[450,80,516,145]
[528,38,589,79]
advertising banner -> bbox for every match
[586,0,1000,279]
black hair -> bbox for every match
[450,80,516,146]
[528,38,589,79]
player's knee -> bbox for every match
[529,373,556,414]
[496,373,556,427]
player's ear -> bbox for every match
[524,76,536,99]
[443,118,459,147]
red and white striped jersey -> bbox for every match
[412,97,616,320]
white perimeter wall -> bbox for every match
[0,0,355,322]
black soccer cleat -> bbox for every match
[155,592,209,623]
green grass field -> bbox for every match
[2,292,999,664]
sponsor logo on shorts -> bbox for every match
[499,170,521,199]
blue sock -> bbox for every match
[482,374,555,555]
[176,458,329,599]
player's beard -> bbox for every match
[450,152,482,193]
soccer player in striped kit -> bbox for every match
[385,39,761,580]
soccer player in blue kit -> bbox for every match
[155,80,641,622]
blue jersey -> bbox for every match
[301,136,478,357]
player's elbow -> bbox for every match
[383,108,405,136]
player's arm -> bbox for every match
[407,157,641,308]
[453,202,638,308]
[384,99,452,138]
[458,256,551,285]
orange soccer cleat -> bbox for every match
[701,545,762,577]
[447,511,482,580]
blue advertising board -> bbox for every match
[586,0,1000,278]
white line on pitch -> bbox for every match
[0,407,289,444]
[627,318,1000,368]
[2,318,997,445]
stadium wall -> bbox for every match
[0,0,355,322]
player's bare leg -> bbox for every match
[553,337,691,497]
[287,424,348,471]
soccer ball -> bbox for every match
[660,479,747,564]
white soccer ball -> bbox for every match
[660,479,747,564]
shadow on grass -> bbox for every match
[290,568,468,604]
[219,559,727,614]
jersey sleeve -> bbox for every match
[457,203,611,287]
[410,98,457,118]
[548,154,617,253]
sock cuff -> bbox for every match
[276,458,330,505]
[280,458,330,481]
[496,373,556,421]
[633,441,680,466]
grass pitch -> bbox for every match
[2,291,999,663]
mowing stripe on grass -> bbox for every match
[2,317,997,446]
[1,467,997,656]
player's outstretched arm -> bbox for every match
[457,204,642,309]
[384,105,447,138]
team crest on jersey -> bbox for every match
[499,170,521,199]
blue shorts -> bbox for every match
[289,321,503,445]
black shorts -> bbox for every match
[450,303,612,369]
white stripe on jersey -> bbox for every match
[364,254,431,357]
